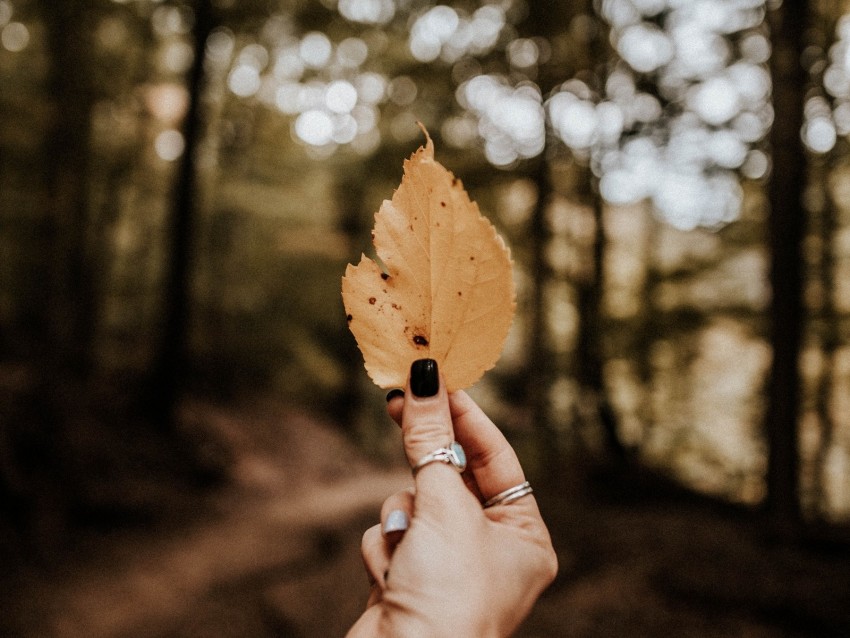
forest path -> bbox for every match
[4,400,411,638]
[3,399,850,637]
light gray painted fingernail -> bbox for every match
[383,509,409,535]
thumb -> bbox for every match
[402,359,464,480]
[402,360,479,523]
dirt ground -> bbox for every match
[1,400,849,638]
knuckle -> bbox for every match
[539,544,559,585]
[361,524,381,552]
[404,419,450,450]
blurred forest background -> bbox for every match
[3,0,850,635]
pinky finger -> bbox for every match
[360,524,390,591]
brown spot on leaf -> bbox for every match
[381,273,390,280]
[347,314,353,322]
[440,201,446,207]
[369,297,376,305]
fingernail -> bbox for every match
[410,359,439,398]
[386,388,405,402]
[383,509,409,535]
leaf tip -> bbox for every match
[416,121,434,159]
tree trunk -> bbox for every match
[813,156,838,518]
[519,0,594,473]
[527,157,559,469]
[42,1,99,377]
[148,0,216,427]
[334,163,372,429]
[574,174,627,463]
[765,0,807,531]
[3,0,103,557]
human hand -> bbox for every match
[347,359,558,638]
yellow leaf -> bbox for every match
[341,126,516,392]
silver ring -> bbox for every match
[483,481,533,508]
[412,441,467,476]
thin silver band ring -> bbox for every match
[483,480,533,508]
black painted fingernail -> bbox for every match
[386,388,405,402]
[410,359,438,398]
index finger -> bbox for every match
[448,390,526,501]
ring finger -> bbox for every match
[449,390,527,501]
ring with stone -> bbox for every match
[483,480,533,508]
[412,441,467,476]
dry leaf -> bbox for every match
[341,125,515,392]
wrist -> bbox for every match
[377,605,503,638]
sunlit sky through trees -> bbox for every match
[0,0,805,230]
[218,0,775,231]
[0,0,835,228]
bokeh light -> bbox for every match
[616,23,673,73]
[160,40,194,74]
[151,5,193,37]
[507,38,539,69]
[145,83,190,123]
[803,115,838,154]
[1,20,28,52]
[0,0,12,27]
[154,129,185,161]
[223,17,398,154]
[337,37,368,67]
[216,2,527,156]
[228,64,262,98]
[300,32,332,69]
[295,110,335,146]
[549,0,770,229]
[325,80,358,113]
[206,27,236,67]
[688,76,740,125]
[457,74,544,166]
[337,0,396,25]
[409,4,505,63]
[219,0,775,217]
[810,13,850,156]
